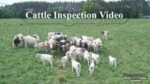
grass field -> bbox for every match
[0,19,150,84]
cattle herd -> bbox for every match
[12,31,117,77]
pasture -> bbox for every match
[0,19,150,84]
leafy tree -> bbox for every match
[0,0,149,18]
[83,1,99,13]
[0,7,14,18]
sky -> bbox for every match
[0,0,119,6]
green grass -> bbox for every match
[0,19,150,84]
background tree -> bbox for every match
[0,0,149,18]
[0,7,14,18]
[83,0,99,13]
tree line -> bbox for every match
[0,0,150,18]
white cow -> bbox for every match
[71,59,81,77]
[71,37,81,47]
[66,50,77,60]
[88,59,95,76]
[23,35,40,48]
[34,42,46,51]
[36,54,53,67]
[15,34,23,41]
[101,31,110,39]
[82,35,94,42]
[62,55,69,69]
[83,50,92,66]
[109,55,117,68]
[48,32,62,39]
[74,47,84,61]
[91,53,100,65]
[92,38,102,53]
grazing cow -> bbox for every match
[22,35,40,48]
[62,55,69,69]
[109,55,117,68]
[36,53,53,67]
[101,31,110,39]
[71,59,81,77]
[88,59,95,76]
[12,34,23,47]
